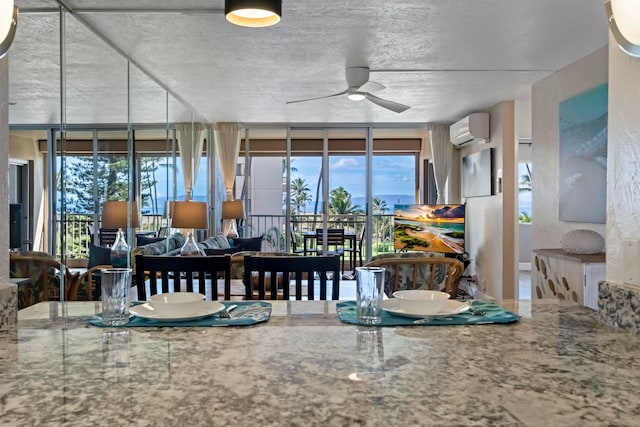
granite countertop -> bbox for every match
[1,300,639,426]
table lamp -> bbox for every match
[222,200,244,238]
[171,201,208,256]
[101,200,140,268]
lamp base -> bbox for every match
[110,229,130,268]
[180,232,204,256]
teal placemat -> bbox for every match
[89,301,271,328]
[336,300,520,327]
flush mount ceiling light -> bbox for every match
[347,92,366,101]
[225,0,282,28]
[606,0,640,57]
[0,0,18,59]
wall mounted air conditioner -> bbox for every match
[450,112,490,147]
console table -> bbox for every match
[532,249,605,310]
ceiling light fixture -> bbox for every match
[225,0,281,28]
[606,0,640,57]
[347,92,366,101]
[0,0,18,59]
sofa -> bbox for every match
[130,232,267,277]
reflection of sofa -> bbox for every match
[131,232,266,278]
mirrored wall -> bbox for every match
[8,7,210,306]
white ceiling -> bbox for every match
[8,0,609,127]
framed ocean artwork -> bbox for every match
[558,83,608,223]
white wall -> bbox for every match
[531,47,608,251]
[250,157,283,215]
[0,56,9,280]
[606,35,640,285]
[8,134,47,251]
[460,101,517,299]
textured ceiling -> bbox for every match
[8,0,609,126]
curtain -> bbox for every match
[214,123,240,199]
[176,123,205,201]
[214,123,241,236]
[428,124,453,204]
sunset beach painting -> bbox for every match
[393,204,465,254]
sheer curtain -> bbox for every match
[428,124,453,204]
[176,123,205,201]
[214,123,241,235]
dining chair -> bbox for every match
[135,254,232,301]
[342,227,365,272]
[315,228,346,271]
[289,227,305,255]
[363,254,465,299]
[243,254,341,300]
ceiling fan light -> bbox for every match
[348,93,365,101]
[0,1,18,59]
[606,0,640,57]
[226,0,281,28]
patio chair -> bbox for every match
[364,253,464,298]
[315,228,346,271]
[135,254,232,301]
[243,254,341,300]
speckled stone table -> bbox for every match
[1,300,639,426]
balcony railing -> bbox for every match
[56,213,395,262]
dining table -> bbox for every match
[303,230,357,271]
[2,299,640,426]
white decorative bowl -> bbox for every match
[148,292,205,316]
[392,290,450,315]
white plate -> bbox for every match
[382,299,471,318]
[130,301,225,322]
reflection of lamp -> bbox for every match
[225,0,281,28]
[606,0,640,57]
[101,201,140,268]
[0,1,18,59]
[222,200,244,238]
[171,201,208,256]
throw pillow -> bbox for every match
[204,245,243,255]
[561,229,605,254]
[233,235,264,252]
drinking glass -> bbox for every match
[101,268,132,326]
[355,266,385,325]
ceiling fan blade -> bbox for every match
[365,93,411,113]
[286,89,348,104]
[357,81,385,93]
[345,66,370,88]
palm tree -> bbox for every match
[329,187,362,217]
[372,197,387,214]
[519,164,532,192]
[371,197,389,245]
[290,177,311,214]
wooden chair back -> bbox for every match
[243,254,341,300]
[363,256,464,298]
[315,228,345,249]
[135,255,232,301]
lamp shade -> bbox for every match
[606,0,640,57]
[101,201,140,229]
[171,201,208,229]
[0,1,18,59]
[225,0,281,27]
[222,200,244,219]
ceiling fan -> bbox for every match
[286,66,411,113]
